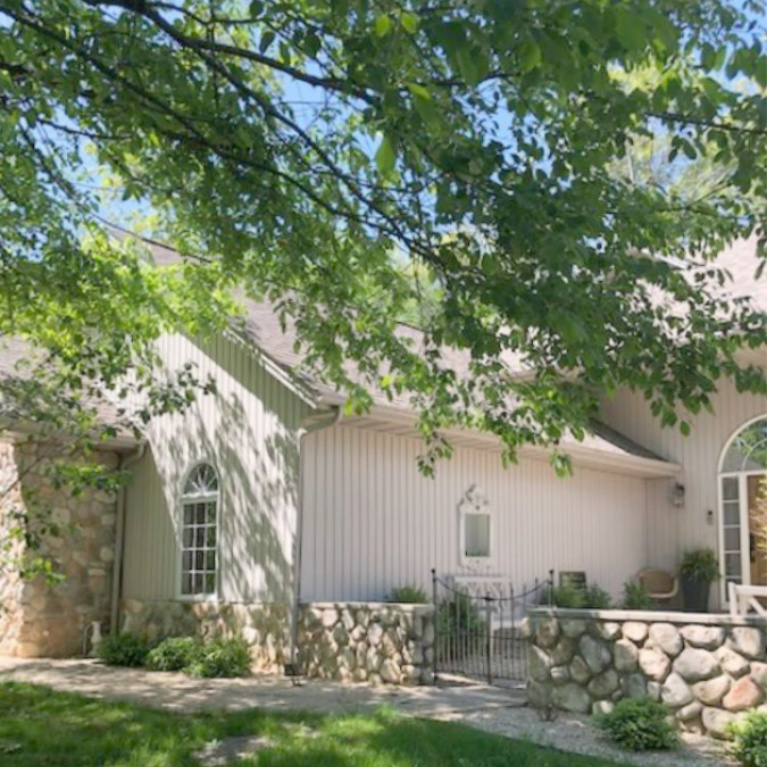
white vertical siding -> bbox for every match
[601,378,767,600]
[123,333,313,603]
[300,425,648,602]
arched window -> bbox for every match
[721,419,767,473]
[180,463,219,597]
[719,418,767,602]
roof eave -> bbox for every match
[223,327,323,410]
[2,424,141,453]
[327,401,678,478]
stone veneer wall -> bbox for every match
[0,440,119,657]
[121,599,290,672]
[0,442,24,655]
[297,602,435,685]
[526,607,767,739]
[121,599,436,685]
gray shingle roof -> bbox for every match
[120,231,674,464]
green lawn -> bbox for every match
[0,682,631,767]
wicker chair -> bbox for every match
[636,568,679,602]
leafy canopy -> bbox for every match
[1,0,767,470]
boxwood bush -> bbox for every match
[145,636,202,672]
[96,632,150,668]
[185,636,252,678]
[621,581,654,610]
[542,583,613,609]
[597,699,677,751]
[386,584,429,603]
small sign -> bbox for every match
[559,571,587,591]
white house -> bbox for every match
[1,236,766,670]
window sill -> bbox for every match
[176,594,219,604]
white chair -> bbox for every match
[636,568,679,603]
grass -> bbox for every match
[0,682,633,767]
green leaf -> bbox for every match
[400,12,419,34]
[259,30,275,53]
[407,83,431,101]
[456,48,481,85]
[519,40,542,73]
[375,15,392,37]
[304,31,321,57]
[375,136,397,176]
[613,6,646,53]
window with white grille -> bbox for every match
[180,463,218,597]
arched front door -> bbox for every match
[719,417,767,604]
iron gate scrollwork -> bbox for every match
[431,568,554,686]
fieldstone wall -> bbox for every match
[527,607,767,739]
[121,599,289,672]
[0,440,119,657]
[120,599,436,685]
[297,602,435,685]
[0,442,24,655]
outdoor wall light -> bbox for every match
[671,482,686,508]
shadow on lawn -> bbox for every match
[0,683,623,767]
[0,683,319,767]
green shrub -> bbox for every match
[435,593,486,660]
[597,699,677,752]
[622,580,654,610]
[680,548,720,582]
[145,636,201,672]
[185,636,252,678]
[386,584,429,604]
[96,632,150,667]
[583,584,612,609]
[543,584,585,608]
[731,710,767,766]
[541,583,612,609]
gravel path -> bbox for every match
[449,705,735,767]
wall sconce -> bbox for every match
[707,509,715,525]
[671,482,685,508]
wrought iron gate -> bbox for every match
[431,569,553,686]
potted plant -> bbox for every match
[680,548,719,612]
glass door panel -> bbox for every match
[721,475,742,587]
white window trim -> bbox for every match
[458,484,493,569]
[718,416,767,607]
[177,461,220,602]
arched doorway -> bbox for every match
[719,417,767,604]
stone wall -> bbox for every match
[121,599,289,672]
[121,599,436,685]
[0,440,119,657]
[297,602,435,685]
[527,607,767,739]
[0,442,24,655]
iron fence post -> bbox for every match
[431,568,438,682]
[484,597,493,685]
[510,584,516,679]
[548,569,555,607]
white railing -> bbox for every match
[728,582,767,617]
